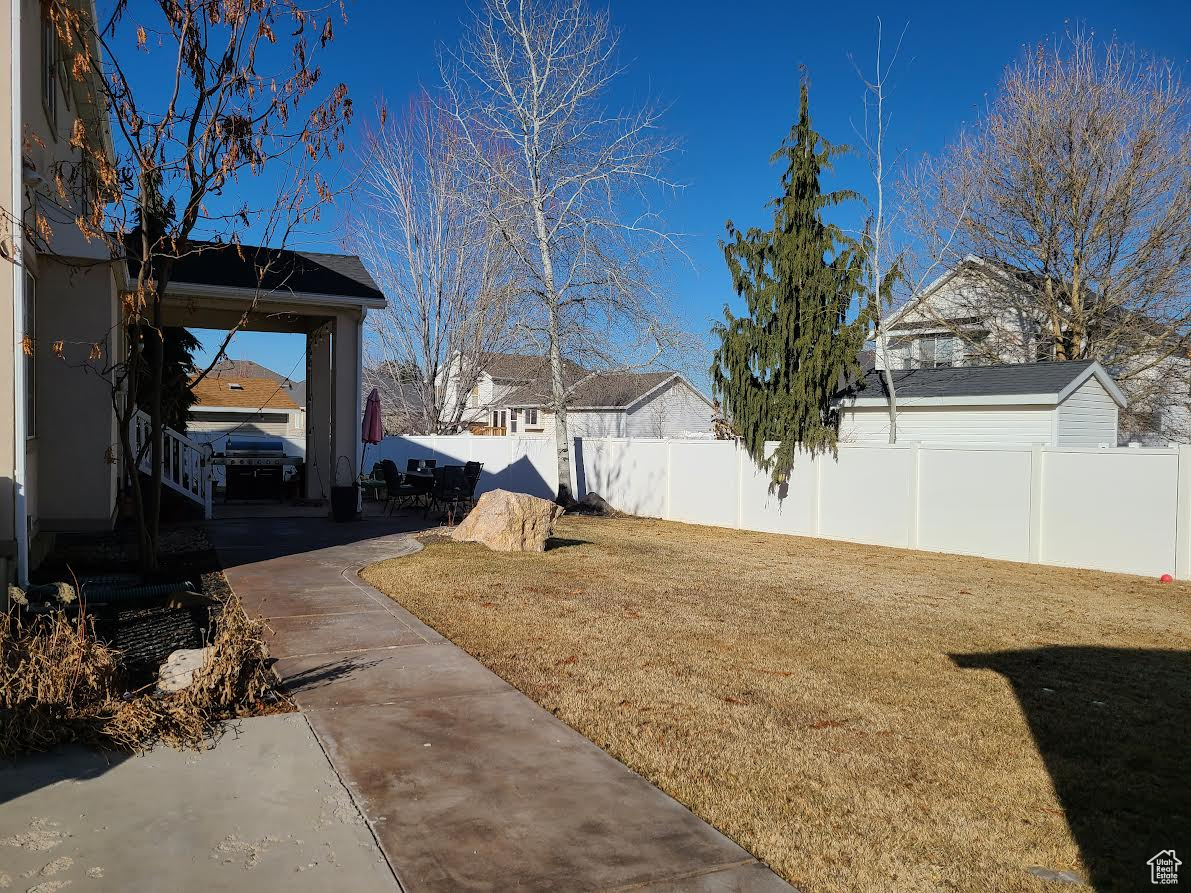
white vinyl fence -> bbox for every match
[375,435,1191,580]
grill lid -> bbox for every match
[225,437,285,454]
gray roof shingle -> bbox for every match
[842,360,1098,401]
[505,370,679,409]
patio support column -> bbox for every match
[306,322,333,500]
[330,309,363,490]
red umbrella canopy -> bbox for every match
[362,388,383,445]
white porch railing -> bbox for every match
[130,409,213,519]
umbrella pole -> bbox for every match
[360,443,367,476]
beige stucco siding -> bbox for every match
[1,0,16,548]
[35,261,120,529]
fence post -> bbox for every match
[1176,447,1191,580]
[810,451,821,537]
[735,443,745,528]
[1028,445,1045,563]
[907,443,921,549]
[664,439,673,521]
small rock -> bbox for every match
[157,647,214,693]
[450,489,564,553]
[1027,866,1087,885]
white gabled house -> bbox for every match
[877,256,1190,445]
[838,360,1127,447]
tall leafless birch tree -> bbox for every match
[852,20,907,443]
[350,96,521,434]
[907,29,1190,440]
[442,0,682,504]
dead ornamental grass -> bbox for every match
[361,516,1191,893]
[0,593,289,757]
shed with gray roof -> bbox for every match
[836,360,1127,446]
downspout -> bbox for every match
[10,0,29,585]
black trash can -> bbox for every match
[330,484,360,522]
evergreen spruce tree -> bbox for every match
[711,78,868,485]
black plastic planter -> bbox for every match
[330,484,360,522]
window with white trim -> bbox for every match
[525,408,539,427]
[916,334,957,368]
[42,15,58,129]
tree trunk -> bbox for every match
[877,329,898,444]
[530,193,574,505]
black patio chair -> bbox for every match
[380,460,416,516]
[426,464,468,525]
[462,461,483,511]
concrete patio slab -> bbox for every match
[0,714,397,893]
[214,516,796,893]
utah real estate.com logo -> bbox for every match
[1148,850,1181,885]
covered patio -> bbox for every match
[156,244,385,513]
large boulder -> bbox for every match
[451,489,564,553]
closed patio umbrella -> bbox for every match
[360,387,383,471]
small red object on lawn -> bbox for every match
[1160,573,1174,583]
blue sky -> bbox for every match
[183,0,1191,380]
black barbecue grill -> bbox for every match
[212,438,304,501]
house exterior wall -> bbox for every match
[560,410,626,438]
[1056,377,1119,447]
[35,261,120,529]
[625,380,714,437]
[840,404,1057,445]
[1,0,16,556]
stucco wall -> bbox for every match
[35,261,120,529]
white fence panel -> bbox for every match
[918,446,1034,561]
[667,441,738,527]
[818,446,914,547]
[1041,449,1179,577]
[737,447,816,536]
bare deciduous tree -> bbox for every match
[350,95,521,435]
[852,19,907,443]
[441,0,683,503]
[907,28,1190,440]
[48,0,353,567]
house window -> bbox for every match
[469,384,480,405]
[24,271,36,438]
[917,334,957,368]
[491,409,507,430]
[42,15,58,129]
[525,408,539,427]
[885,337,912,370]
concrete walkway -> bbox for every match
[210,517,794,893]
[0,714,397,892]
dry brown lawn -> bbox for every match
[361,517,1191,893]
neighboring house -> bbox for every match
[187,358,306,462]
[878,256,1189,445]
[441,352,715,438]
[838,360,1126,447]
